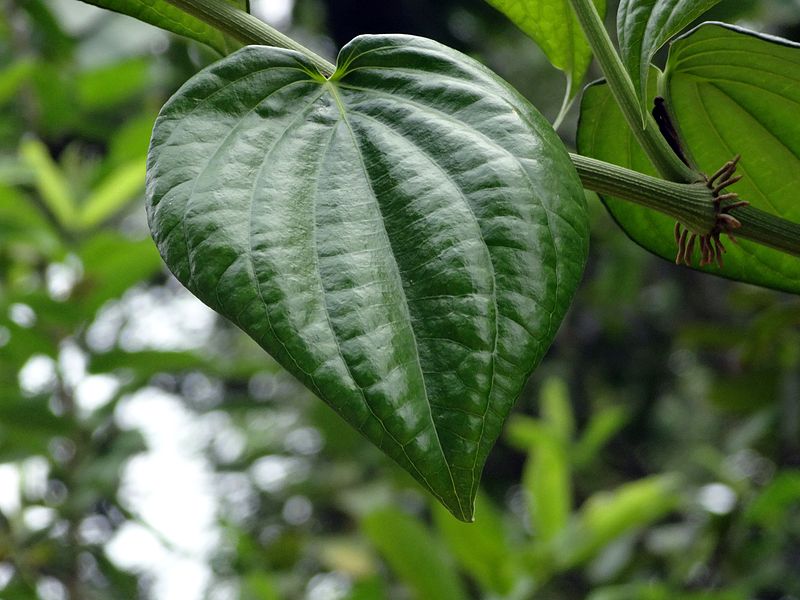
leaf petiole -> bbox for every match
[565,0,699,184]
[162,0,336,76]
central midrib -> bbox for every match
[321,79,467,518]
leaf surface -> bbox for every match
[578,24,800,293]
[78,0,248,54]
[664,23,800,290]
[146,35,588,519]
[484,0,606,99]
[617,0,722,116]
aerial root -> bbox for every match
[674,155,748,269]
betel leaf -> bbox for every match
[484,0,606,100]
[617,0,723,117]
[77,0,248,55]
[577,24,800,294]
[146,35,588,520]
[664,23,800,289]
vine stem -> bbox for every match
[163,0,800,258]
[565,0,699,184]
[570,155,800,257]
[163,0,336,76]
[570,154,714,232]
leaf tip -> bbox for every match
[441,494,475,523]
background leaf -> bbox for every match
[522,424,572,541]
[555,474,682,568]
[363,507,467,600]
[78,158,145,230]
[433,494,521,594]
[664,23,800,288]
[577,28,800,294]
[484,0,606,100]
[77,0,249,55]
[617,0,723,117]
[511,379,575,543]
[20,137,77,229]
[75,58,152,110]
[146,35,588,520]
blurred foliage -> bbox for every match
[0,0,799,598]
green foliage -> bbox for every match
[77,0,249,54]
[2,0,800,598]
[665,23,800,280]
[509,381,574,542]
[484,0,606,100]
[146,35,588,520]
[19,138,76,229]
[363,507,467,600]
[554,474,682,568]
[578,24,800,292]
[368,383,687,597]
[19,137,146,232]
[432,494,521,595]
[617,0,724,117]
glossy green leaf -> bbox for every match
[577,27,800,293]
[77,0,248,55]
[484,0,606,100]
[146,35,588,519]
[363,507,467,600]
[617,0,723,116]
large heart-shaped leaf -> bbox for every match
[484,0,606,101]
[146,35,588,520]
[578,24,800,294]
[78,0,248,55]
[617,0,723,117]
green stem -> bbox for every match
[571,154,800,257]
[565,0,698,184]
[730,206,800,257]
[163,0,800,259]
[571,154,714,232]
[163,0,336,76]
